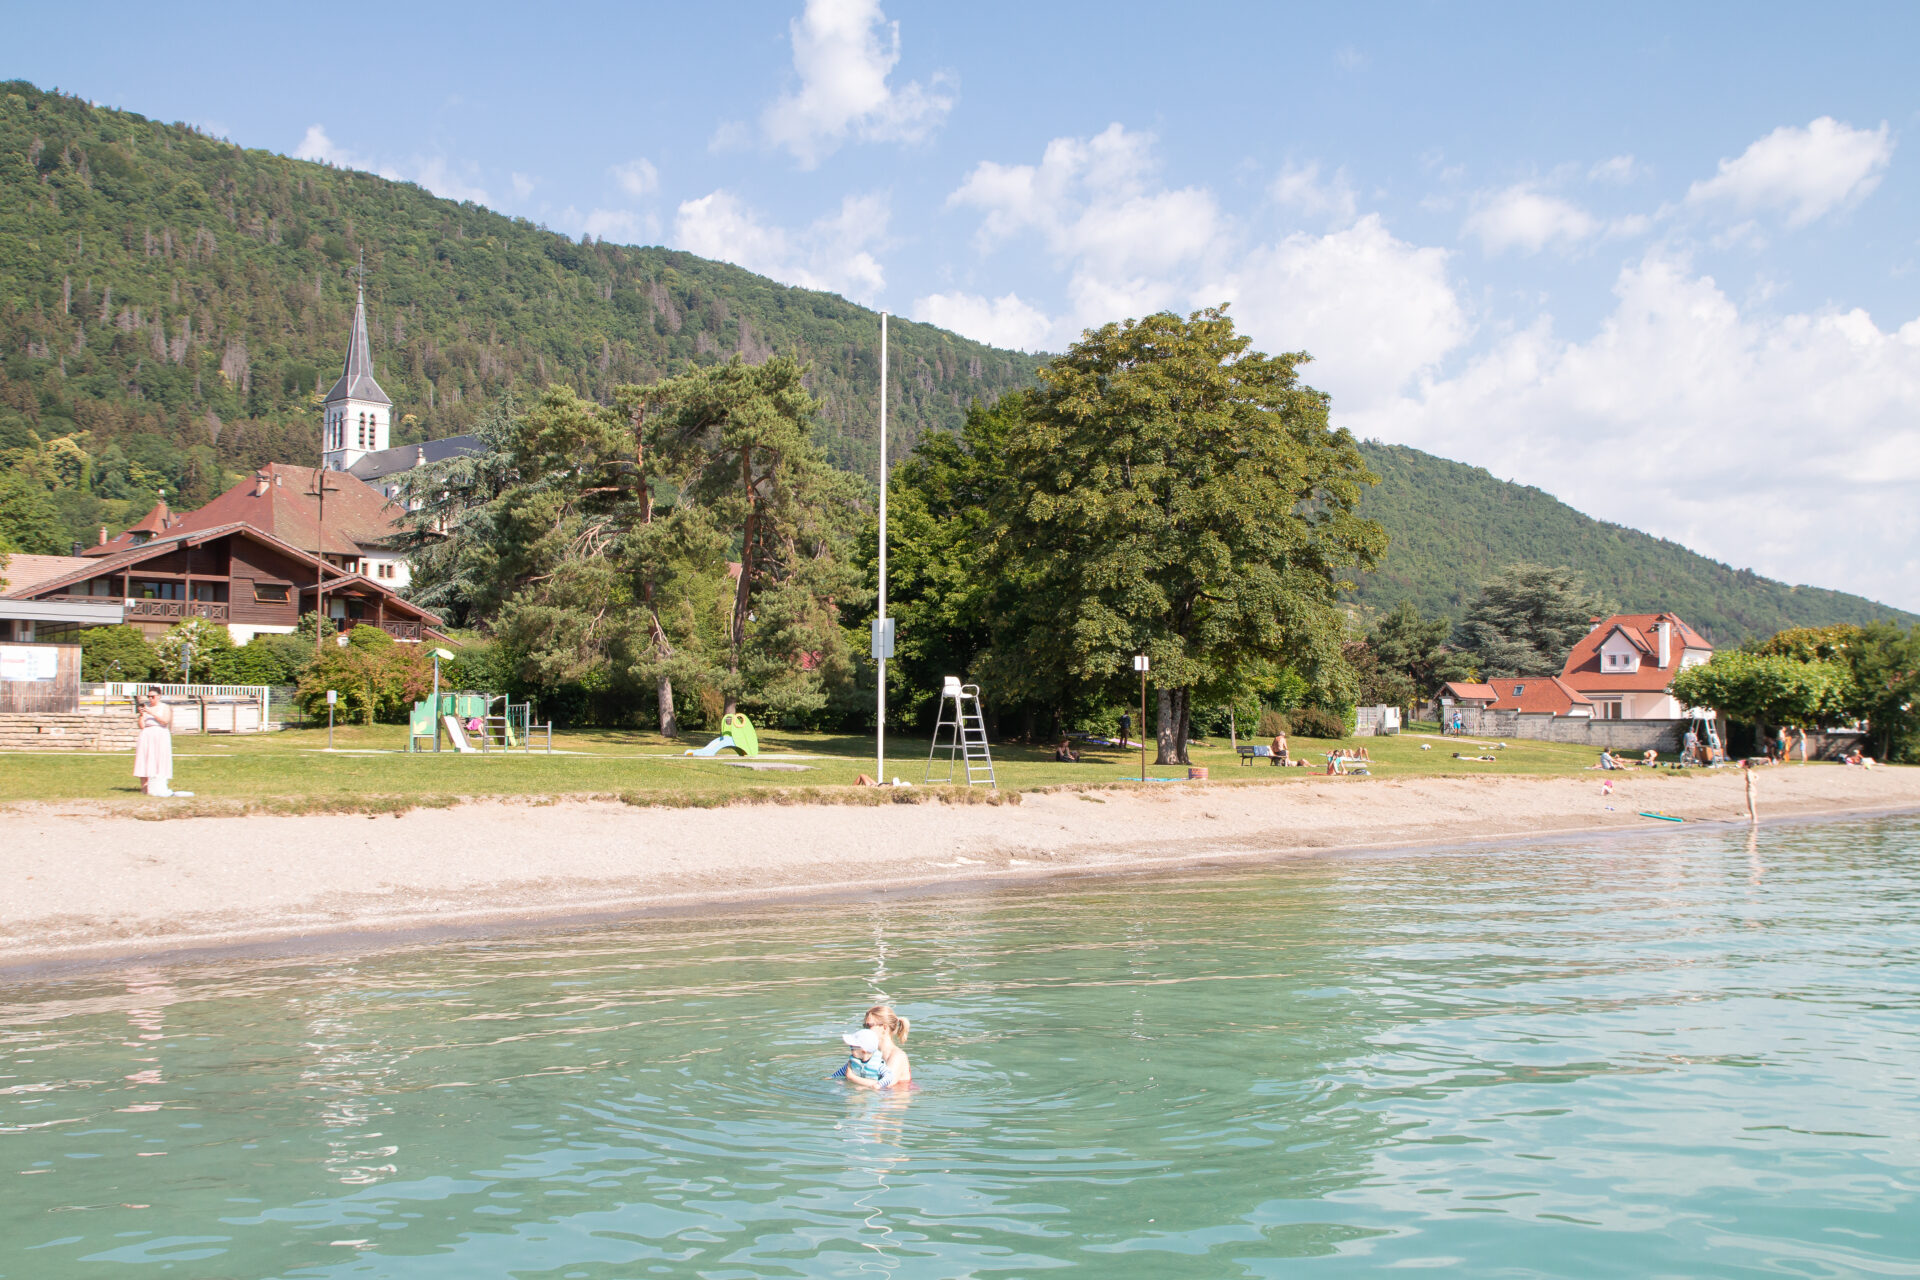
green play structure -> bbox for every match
[408,691,551,753]
[683,712,760,757]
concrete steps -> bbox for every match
[0,713,139,752]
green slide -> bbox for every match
[719,713,759,757]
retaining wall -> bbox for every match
[1454,709,1691,752]
[0,712,138,752]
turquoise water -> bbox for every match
[5,815,1920,1278]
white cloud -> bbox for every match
[910,291,1054,351]
[1208,216,1469,414]
[949,125,1225,343]
[1270,162,1357,225]
[672,190,887,302]
[293,124,490,205]
[1589,154,1640,184]
[510,172,537,200]
[760,0,954,168]
[293,124,355,167]
[1464,184,1600,255]
[409,157,490,206]
[1685,117,1893,227]
[1357,254,1920,609]
[611,158,658,199]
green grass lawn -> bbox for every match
[0,718,1617,811]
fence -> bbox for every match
[0,642,82,713]
[102,682,272,733]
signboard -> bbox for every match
[0,645,59,682]
[870,617,896,660]
[327,689,338,704]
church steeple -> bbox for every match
[321,261,393,472]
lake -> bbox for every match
[4,813,1918,1278]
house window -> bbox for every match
[252,582,291,604]
[1512,685,1525,696]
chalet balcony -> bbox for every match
[127,599,229,622]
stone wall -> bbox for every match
[0,712,138,752]
[1454,708,1692,752]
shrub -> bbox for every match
[74,624,158,683]
[250,633,318,681]
[297,639,432,724]
[151,619,233,683]
[211,638,310,686]
[1255,709,1291,738]
[1289,707,1347,739]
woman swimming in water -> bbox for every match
[864,1004,911,1084]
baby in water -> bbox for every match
[838,1028,897,1089]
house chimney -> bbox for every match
[255,470,271,497]
[1657,619,1672,668]
[98,525,107,546]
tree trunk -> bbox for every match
[1228,706,1237,753]
[726,445,755,719]
[1155,686,1178,765]
[1171,687,1192,764]
[657,674,677,739]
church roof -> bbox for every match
[324,286,392,406]
[347,434,485,483]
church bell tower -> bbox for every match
[320,277,392,472]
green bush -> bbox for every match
[1255,709,1291,738]
[1289,707,1347,740]
[210,639,309,686]
[249,633,318,682]
[74,624,157,682]
[296,640,432,724]
[151,619,233,683]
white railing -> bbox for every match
[103,682,269,714]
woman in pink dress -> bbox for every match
[132,691,189,797]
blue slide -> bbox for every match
[684,735,735,757]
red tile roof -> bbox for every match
[168,463,408,559]
[1440,681,1498,702]
[1485,676,1594,715]
[1561,613,1713,693]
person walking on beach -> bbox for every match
[864,1004,912,1084]
[132,691,190,798]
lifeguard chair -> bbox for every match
[925,677,996,788]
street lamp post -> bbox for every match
[1134,654,1150,783]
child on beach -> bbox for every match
[838,1028,897,1089]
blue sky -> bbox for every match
[13,2,1920,608]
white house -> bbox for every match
[1560,613,1714,719]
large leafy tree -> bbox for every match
[984,306,1385,764]
[399,363,861,729]
[657,357,865,720]
[1453,563,1608,678]
[1368,599,1476,695]
[1669,650,1856,740]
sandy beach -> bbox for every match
[5,766,1917,969]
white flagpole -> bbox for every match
[877,312,888,783]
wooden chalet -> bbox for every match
[2,521,442,644]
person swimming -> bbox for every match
[837,1028,897,1089]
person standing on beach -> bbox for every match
[1796,726,1809,764]
[1774,726,1789,763]
[1117,713,1131,748]
[1742,758,1757,824]
[132,691,187,798]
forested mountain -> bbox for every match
[2,81,1909,644]
[1349,443,1917,643]
[0,82,1039,505]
